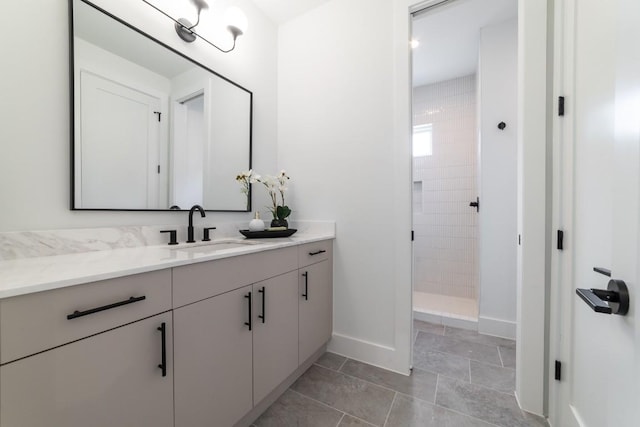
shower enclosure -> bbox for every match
[412,75,479,326]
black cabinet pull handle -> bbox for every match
[67,296,146,320]
[302,272,308,300]
[258,287,266,323]
[309,249,326,256]
[157,322,167,377]
[244,292,252,330]
[576,279,629,316]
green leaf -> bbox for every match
[276,205,291,219]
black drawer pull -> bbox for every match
[244,292,252,330]
[67,296,146,320]
[309,250,327,256]
[258,287,266,323]
[302,272,309,300]
[157,322,167,377]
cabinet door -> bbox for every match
[252,271,299,404]
[299,260,333,364]
[0,313,173,427]
[174,285,253,427]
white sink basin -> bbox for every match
[171,240,259,254]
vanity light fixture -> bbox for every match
[142,0,247,53]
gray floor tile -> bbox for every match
[416,331,502,366]
[498,346,516,369]
[253,389,343,427]
[385,393,496,427]
[291,365,395,426]
[522,412,550,427]
[435,376,529,427]
[445,326,516,350]
[470,360,515,393]
[340,359,438,403]
[316,352,347,371]
[339,414,377,426]
[414,319,445,336]
[412,347,470,381]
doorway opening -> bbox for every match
[411,0,518,336]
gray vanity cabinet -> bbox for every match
[173,285,254,427]
[172,251,300,427]
[298,241,333,365]
[0,312,174,427]
[252,270,299,404]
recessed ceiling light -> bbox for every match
[410,39,420,49]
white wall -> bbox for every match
[478,18,518,339]
[0,0,278,232]
[279,0,550,412]
[278,0,413,373]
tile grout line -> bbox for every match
[288,388,347,414]
[415,332,506,369]
[289,386,377,426]
[312,363,410,396]
[443,371,518,397]
[337,357,349,372]
[382,392,397,427]
[498,346,505,368]
[393,390,504,427]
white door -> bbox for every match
[551,0,640,426]
[78,71,161,209]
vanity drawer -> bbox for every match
[298,240,333,268]
[0,269,171,364]
[173,246,298,308]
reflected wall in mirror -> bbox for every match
[71,0,252,211]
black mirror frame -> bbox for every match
[68,0,253,212]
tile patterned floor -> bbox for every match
[252,320,549,427]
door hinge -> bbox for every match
[411,230,414,241]
[555,360,562,381]
[157,165,161,174]
[153,111,162,122]
[558,96,565,116]
[518,234,521,245]
[557,230,564,250]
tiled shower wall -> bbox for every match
[412,75,478,299]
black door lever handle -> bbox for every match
[469,197,479,213]
[576,279,629,315]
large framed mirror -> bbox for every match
[70,0,252,211]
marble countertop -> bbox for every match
[0,228,335,300]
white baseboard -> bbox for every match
[478,316,516,340]
[327,333,410,375]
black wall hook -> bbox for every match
[497,122,506,130]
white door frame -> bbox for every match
[394,0,552,414]
[548,0,576,424]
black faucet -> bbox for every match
[187,204,206,243]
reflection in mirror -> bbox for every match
[71,0,252,211]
